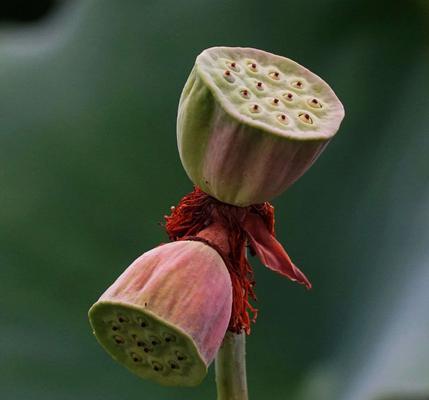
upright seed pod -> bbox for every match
[88,240,232,386]
[177,46,345,206]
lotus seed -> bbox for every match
[248,62,257,72]
[113,335,125,344]
[130,352,142,363]
[223,70,235,83]
[150,336,161,346]
[308,98,322,108]
[176,351,187,361]
[163,333,176,343]
[117,315,128,323]
[269,71,280,80]
[271,98,280,106]
[298,112,313,124]
[240,89,250,99]
[291,80,303,89]
[152,361,163,372]
[277,114,288,124]
[256,81,264,90]
[138,318,148,328]
[227,61,240,72]
[250,104,260,113]
[283,92,294,101]
[169,360,180,370]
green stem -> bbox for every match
[215,331,249,400]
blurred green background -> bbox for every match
[1,1,428,399]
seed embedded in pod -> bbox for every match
[169,360,180,370]
[308,98,322,108]
[130,352,142,363]
[240,89,250,99]
[248,62,258,72]
[117,314,129,323]
[227,61,240,72]
[137,317,148,328]
[249,104,261,113]
[269,71,280,80]
[298,112,313,124]
[255,81,264,90]
[223,70,235,83]
[282,92,294,102]
[152,361,163,372]
[176,351,187,361]
[291,80,304,89]
[163,333,176,343]
[277,114,289,124]
[271,98,280,106]
[113,335,125,344]
[150,336,161,346]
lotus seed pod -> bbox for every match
[88,240,232,386]
[177,46,345,206]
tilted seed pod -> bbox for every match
[88,240,232,386]
[177,46,345,206]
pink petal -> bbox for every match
[243,214,312,289]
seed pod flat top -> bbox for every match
[193,46,344,141]
[177,47,345,206]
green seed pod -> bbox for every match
[88,241,232,386]
[177,47,345,206]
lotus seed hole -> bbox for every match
[137,340,145,347]
[272,98,280,106]
[150,336,161,346]
[117,315,129,323]
[250,104,261,113]
[308,98,322,108]
[143,347,153,353]
[111,325,120,332]
[130,352,142,363]
[269,71,280,80]
[298,112,313,124]
[283,92,294,101]
[227,61,240,72]
[169,361,180,370]
[152,361,163,372]
[175,351,187,361]
[256,81,264,90]
[113,335,125,345]
[223,70,235,83]
[163,333,176,343]
[291,80,304,89]
[248,62,258,72]
[240,89,250,99]
[138,318,148,328]
[277,114,289,124]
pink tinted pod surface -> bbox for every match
[89,240,232,386]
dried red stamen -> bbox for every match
[164,187,310,334]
